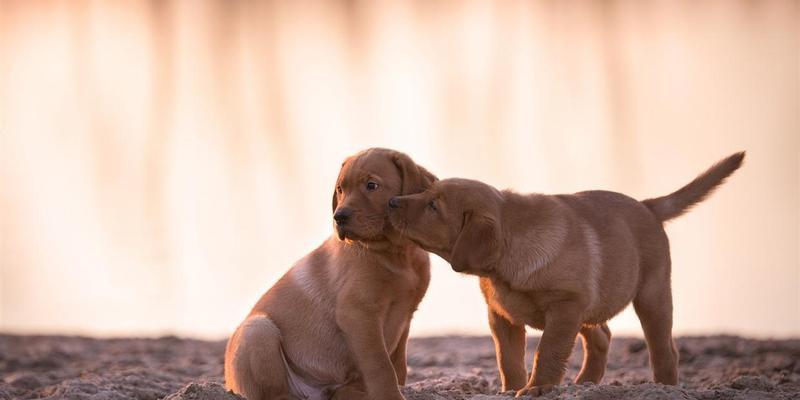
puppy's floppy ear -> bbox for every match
[392,152,438,195]
[450,212,501,273]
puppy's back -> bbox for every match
[561,190,661,233]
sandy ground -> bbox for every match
[1,334,798,400]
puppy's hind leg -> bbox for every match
[575,323,611,384]
[225,315,296,400]
[633,269,679,385]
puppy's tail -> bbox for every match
[642,151,745,222]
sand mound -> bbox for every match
[1,334,797,399]
[164,382,243,400]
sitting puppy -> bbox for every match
[387,152,744,397]
[225,148,436,400]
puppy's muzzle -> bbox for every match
[388,197,401,209]
[333,208,352,225]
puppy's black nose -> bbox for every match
[333,208,352,224]
[388,197,400,209]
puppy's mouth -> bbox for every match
[336,225,347,240]
[336,225,361,241]
[336,222,383,242]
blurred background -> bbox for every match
[0,1,797,340]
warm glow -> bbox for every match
[0,1,797,339]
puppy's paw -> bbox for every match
[330,386,369,400]
[515,384,555,397]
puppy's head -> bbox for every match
[332,148,437,243]
[388,178,503,274]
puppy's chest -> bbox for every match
[380,262,429,351]
[479,277,547,329]
[377,258,429,304]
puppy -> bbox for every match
[225,148,437,400]
[387,152,744,397]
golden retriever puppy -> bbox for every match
[225,148,436,400]
[387,152,744,397]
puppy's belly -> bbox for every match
[481,278,547,329]
[582,285,638,325]
[481,275,638,329]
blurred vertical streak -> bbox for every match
[71,2,107,200]
[238,0,297,274]
[242,0,296,200]
[250,1,290,171]
[207,0,267,312]
[600,0,641,190]
[211,0,244,161]
[795,0,800,320]
[340,0,369,143]
[145,0,175,311]
[0,0,9,326]
[431,1,504,176]
[484,1,516,182]
[486,1,516,182]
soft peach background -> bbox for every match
[1,1,797,339]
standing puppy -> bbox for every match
[387,152,744,397]
[225,148,436,400]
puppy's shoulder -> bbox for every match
[247,238,339,316]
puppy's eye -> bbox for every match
[336,185,343,194]
[427,201,437,211]
[366,181,379,191]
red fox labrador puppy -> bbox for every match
[387,152,744,397]
[225,148,436,400]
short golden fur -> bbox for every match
[388,152,744,397]
[225,148,436,400]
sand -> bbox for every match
[1,334,798,399]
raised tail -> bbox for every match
[642,152,745,222]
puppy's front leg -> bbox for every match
[517,303,582,398]
[390,324,410,385]
[488,309,527,392]
[336,307,404,400]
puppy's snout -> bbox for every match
[333,208,352,224]
[388,197,401,209]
